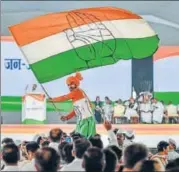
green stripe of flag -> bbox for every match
[31,36,159,83]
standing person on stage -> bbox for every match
[166,101,178,123]
[102,96,114,123]
[124,98,138,123]
[94,96,103,124]
[49,73,96,139]
[152,98,165,124]
[139,93,153,123]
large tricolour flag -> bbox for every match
[9,7,159,85]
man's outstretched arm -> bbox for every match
[61,110,76,121]
[49,93,72,103]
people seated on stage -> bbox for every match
[139,95,153,124]
[113,99,126,124]
[166,101,178,124]
[124,98,138,124]
[151,98,165,124]
[102,97,114,123]
[94,96,103,124]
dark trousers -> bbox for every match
[94,111,102,124]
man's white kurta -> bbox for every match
[140,102,152,123]
[124,102,138,120]
[152,102,164,123]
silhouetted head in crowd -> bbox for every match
[167,167,179,172]
[124,143,148,169]
[73,138,91,159]
[118,164,124,172]
[25,141,40,160]
[175,158,179,166]
[49,128,63,143]
[62,132,67,137]
[62,143,74,164]
[2,138,14,147]
[94,133,101,138]
[70,130,76,137]
[107,145,122,161]
[61,132,68,142]
[166,158,179,171]
[36,136,43,145]
[2,143,19,165]
[58,141,68,161]
[103,148,117,172]
[71,132,83,142]
[20,141,30,160]
[89,136,103,149]
[157,141,169,155]
[41,141,50,148]
[71,132,83,138]
[134,160,164,172]
[83,147,105,172]
[35,147,60,172]
[166,161,177,170]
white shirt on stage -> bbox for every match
[124,101,138,120]
[140,102,152,123]
[152,101,165,123]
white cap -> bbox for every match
[117,128,126,134]
[32,134,41,142]
[169,138,177,147]
[14,140,22,146]
[125,130,135,138]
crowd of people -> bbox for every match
[94,92,179,124]
[1,121,179,172]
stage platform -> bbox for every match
[2,124,179,135]
[1,124,179,148]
